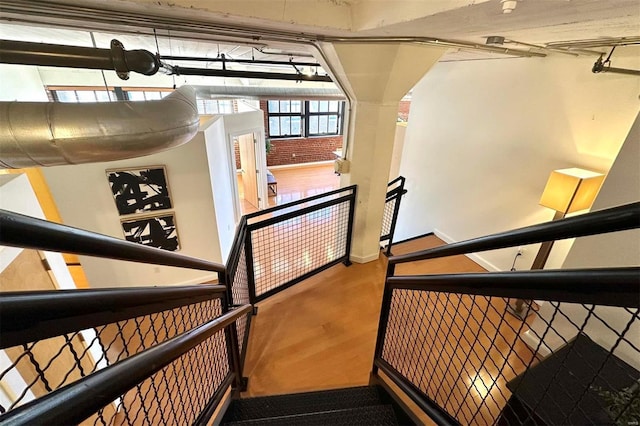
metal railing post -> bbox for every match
[244,227,258,312]
[220,276,246,396]
[372,262,396,376]
[343,186,357,266]
[385,178,406,256]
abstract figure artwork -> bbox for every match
[106,166,172,215]
[121,214,180,251]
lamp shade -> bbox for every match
[539,168,605,214]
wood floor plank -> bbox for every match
[239,164,340,215]
[242,234,537,425]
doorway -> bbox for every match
[237,132,259,210]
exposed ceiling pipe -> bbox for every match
[0,38,332,82]
[160,55,322,68]
[257,48,315,58]
[312,36,547,58]
[0,86,199,169]
[0,1,547,59]
[166,65,332,82]
[192,85,344,100]
[0,39,160,80]
[547,37,640,49]
[485,35,581,57]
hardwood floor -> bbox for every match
[242,234,537,425]
[238,163,340,215]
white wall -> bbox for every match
[0,173,76,290]
[202,116,237,262]
[42,138,223,288]
[397,53,640,271]
[525,113,640,369]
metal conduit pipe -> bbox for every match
[317,36,546,58]
[168,66,333,82]
[0,85,199,168]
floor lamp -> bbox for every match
[508,167,605,320]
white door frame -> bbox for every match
[226,127,268,221]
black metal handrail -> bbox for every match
[0,305,252,426]
[373,201,640,426]
[389,202,640,266]
[0,285,226,349]
[0,209,226,273]
[387,267,640,308]
[248,193,355,230]
[244,185,357,220]
[375,358,458,426]
[241,185,357,303]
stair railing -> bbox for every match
[380,176,407,256]
[239,184,357,303]
[372,202,640,425]
[0,287,250,425]
[0,209,247,425]
[0,183,360,424]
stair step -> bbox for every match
[222,404,399,425]
[223,386,384,422]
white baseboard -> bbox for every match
[433,228,501,272]
[350,251,380,264]
[267,160,334,170]
[521,330,552,358]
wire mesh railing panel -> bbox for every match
[231,239,250,307]
[249,199,351,298]
[381,197,397,240]
[236,310,250,362]
[0,298,223,417]
[95,326,230,426]
[380,289,640,426]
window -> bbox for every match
[48,88,235,116]
[124,90,171,101]
[49,88,171,103]
[307,100,342,136]
[52,89,116,102]
[196,99,234,115]
[267,100,344,138]
[267,100,303,138]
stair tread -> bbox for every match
[222,404,400,425]
[223,386,384,421]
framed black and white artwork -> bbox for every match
[121,213,180,251]
[107,166,172,215]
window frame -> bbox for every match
[266,100,304,139]
[266,99,345,139]
[48,87,237,116]
[196,99,235,115]
[49,87,118,103]
[305,100,344,137]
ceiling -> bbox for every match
[0,0,638,86]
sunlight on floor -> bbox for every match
[238,164,340,215]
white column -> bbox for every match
[321,42,445,262]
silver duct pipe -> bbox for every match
[0,86,199,169]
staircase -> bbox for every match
[221,386,414,425]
